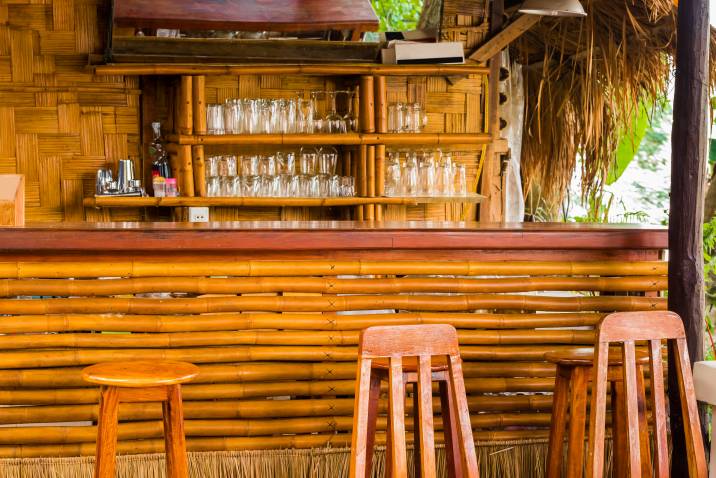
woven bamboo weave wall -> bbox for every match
[0,257,666,460]
[0,0,142,222]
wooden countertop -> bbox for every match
[0,221,668,252]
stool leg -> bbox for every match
[546,367,570,478]
[566,366,588,478]
[636,365,653,477]
[410,381,420,478]
[612,380,627,478]
[363,374,382,478]
[94,386,119,478]
[163,384,189,478]
[439,380,463,478]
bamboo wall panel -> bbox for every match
[0,0,141,222]
[0,257,666,457]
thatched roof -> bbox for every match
[510,0,715,202]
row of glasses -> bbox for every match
[387,102,428,133]
[206,147,339,178]
[385,151,468,197]
[207,175,355,198]
[206,91,356,135]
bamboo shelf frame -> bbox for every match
[100,63,496,219]
[83,194,485,209]
[168,132,491,146]
[93,63,491,77]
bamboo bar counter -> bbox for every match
[0,221,667,477]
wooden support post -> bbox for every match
[479,0,504,222]
[359,76,376,220]
[192,146,206,197]
[468,14,540,63]
[374,76,387,221]
[668,0,710,472]
[178,76,193,136]
[192,75,206,135]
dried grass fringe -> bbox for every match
[0,438,613,478]
[516,0,716,203]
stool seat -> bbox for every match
[545,347,649,366]
[371,356,449,372]
[82,360,199,388]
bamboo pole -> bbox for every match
[357,145,367,220]
[83,196,482,208]
[192,146,206,197]
[374,75,387,221]
[0,414,554,445]
[0,394,554,425]
[0,429,547,459]
[0,312,606,334]
[178,145,195,197]
[0,361,556,388]
[0,293,665,315]
[366,145,376,220]
[93,63,492,77]
[192,75,206,135]
[168,132,492,146]
[359,75,375,220]
[0,344,598,369]
[0,329,594,349]
[0,260,668,278]
[0,374,557,405]
[0,275,667,297]
[177,76,193,135]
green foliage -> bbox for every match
[371,0,424,31]
[704,217,716,360]
[608,103,651,185]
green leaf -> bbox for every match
[607,102,651,185]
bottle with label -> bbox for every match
[149,122,171,180]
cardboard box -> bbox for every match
[381,41,464,65]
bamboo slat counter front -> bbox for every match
[0,222,667,477]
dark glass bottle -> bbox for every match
[149,122,171,179]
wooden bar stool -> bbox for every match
[545,347,651,478]
[349,324,478,478]
[82,360,199,478]
[587,311,707,478]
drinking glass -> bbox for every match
[403,155,419,196]
[438,157,454,196]
[310,91,326,133]
[341,176,355,197]
[329,175,341,197]
[245,175,260,197]
[418,153,436,196]
[340,90,357,132]
[207,104,225,134]
[325,91,346,133]
[206,156,220,177]
[385,152,402,197]
[220,176,233,196]
[242,156,260,176]
[260,155,278,176]
[207,177,220,197]
[299,147,318,175]
[318,146,338,175]
[297,98,315,134]
[455,164,467,196]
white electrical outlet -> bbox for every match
[188,207,210,222]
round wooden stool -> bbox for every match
[545,347,651,478]
[82,360,199,478]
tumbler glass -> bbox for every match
[299,148,318,175]
[318,147,338,175]
[454,164,467,196]
[298,98,315,134]
[418,154,436,196]
[207,104,225,134]
[403,155,419,196]
[207,177,220,197]
[385,152,402,197]
[341,176,355,197]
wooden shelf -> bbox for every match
[83,194,484,208]
[93,63,490,77]
[168,133,492,146]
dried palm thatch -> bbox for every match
[513,0,716,202]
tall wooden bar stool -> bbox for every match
[586,311,707,478]
[82,360,199,478]
[349,324,478,478]
[545,347,650,478]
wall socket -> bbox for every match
[188,207,210,222]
